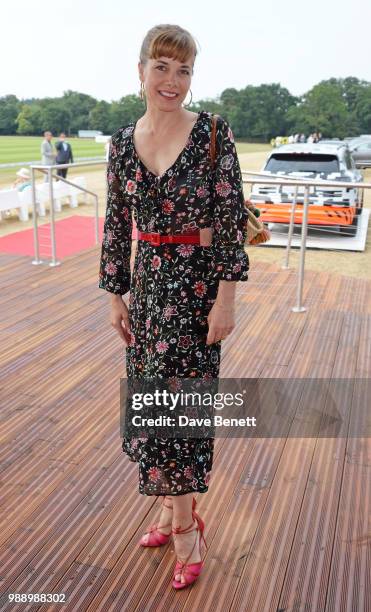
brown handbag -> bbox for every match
[210,114,271,246]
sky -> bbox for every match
[1,0,370,103]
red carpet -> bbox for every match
[0,216,139,258]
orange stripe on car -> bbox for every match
[259,204,356,226]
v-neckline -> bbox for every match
[131,111,202,180]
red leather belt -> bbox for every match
[137,230,200,246]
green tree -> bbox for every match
[1,77,370,139]
[220,88,240,112]
[109,95,144,133]
[0,95,20,134]
[16,104,43,134]
[39,101,71,134]
[61,90,97,134]
[355,87,371,134]
[219,84,296,140]
[191,97,223,115]
[89,100,112,133]
[286,81,349,138]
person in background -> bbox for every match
[13,167,31,191]
[0,167,33,218]
[55,133,74,179]
[299,133,306,143]
[307,133,314,144]
[41,131,56,182]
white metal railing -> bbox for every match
[30,160,107,266]
[242,171,371,312]
[25,162,370,313]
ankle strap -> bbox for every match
[172,516,207,569]
[172,519,196,535]
[172,519,198,568]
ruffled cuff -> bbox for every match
[209,244,249,281]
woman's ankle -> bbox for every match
[172,515,196,532]
[173,519,201,567]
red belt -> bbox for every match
[137,230,200,246]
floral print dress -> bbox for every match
[99,110,249,496]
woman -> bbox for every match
[13,167,31,191]
[98,24,249,589]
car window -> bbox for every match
[265,153,340,173]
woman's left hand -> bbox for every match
[206,302,235,345]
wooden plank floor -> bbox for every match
[0,248,370,612]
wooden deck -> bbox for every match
[0,248,370,612]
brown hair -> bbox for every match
[139,24,199,67]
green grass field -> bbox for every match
[235,142,271,154]
[0,135,269,163]
[0,136,270,187]
[0,136,107,186]
[0,136,105,164]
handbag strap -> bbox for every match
[208,113,268,242]
[246,207,264,232]
[209,114,219,168]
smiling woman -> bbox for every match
[140,26,196,99]
[98,23,250,591]
[132,27,199,178]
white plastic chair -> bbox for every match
[18,185,47,218]
[36,182,64,212]
[68,176,87,207]
[0,188,29,221]
[35,176,87,211]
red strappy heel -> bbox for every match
[139,496,197,547]
[172,509,208,590]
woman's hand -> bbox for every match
[206,302,235,345]
[110,295,131,345]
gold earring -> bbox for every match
[140,82,145,100]
[183,89,193,107]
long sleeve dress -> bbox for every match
[98,110,249,496]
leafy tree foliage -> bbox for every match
[1,77,370,140]
[0,95,21,134]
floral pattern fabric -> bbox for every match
[99,110,249,496]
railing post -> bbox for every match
[292,185,309,313]
[48,167,60,267]
[31,166,42,265]
[282,184,298,270]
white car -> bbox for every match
[250,143,364,235]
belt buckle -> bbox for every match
[149,232,161,246]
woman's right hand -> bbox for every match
[110,295,131,345]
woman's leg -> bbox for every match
[141,496,173,545]
[172,493,202,583]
